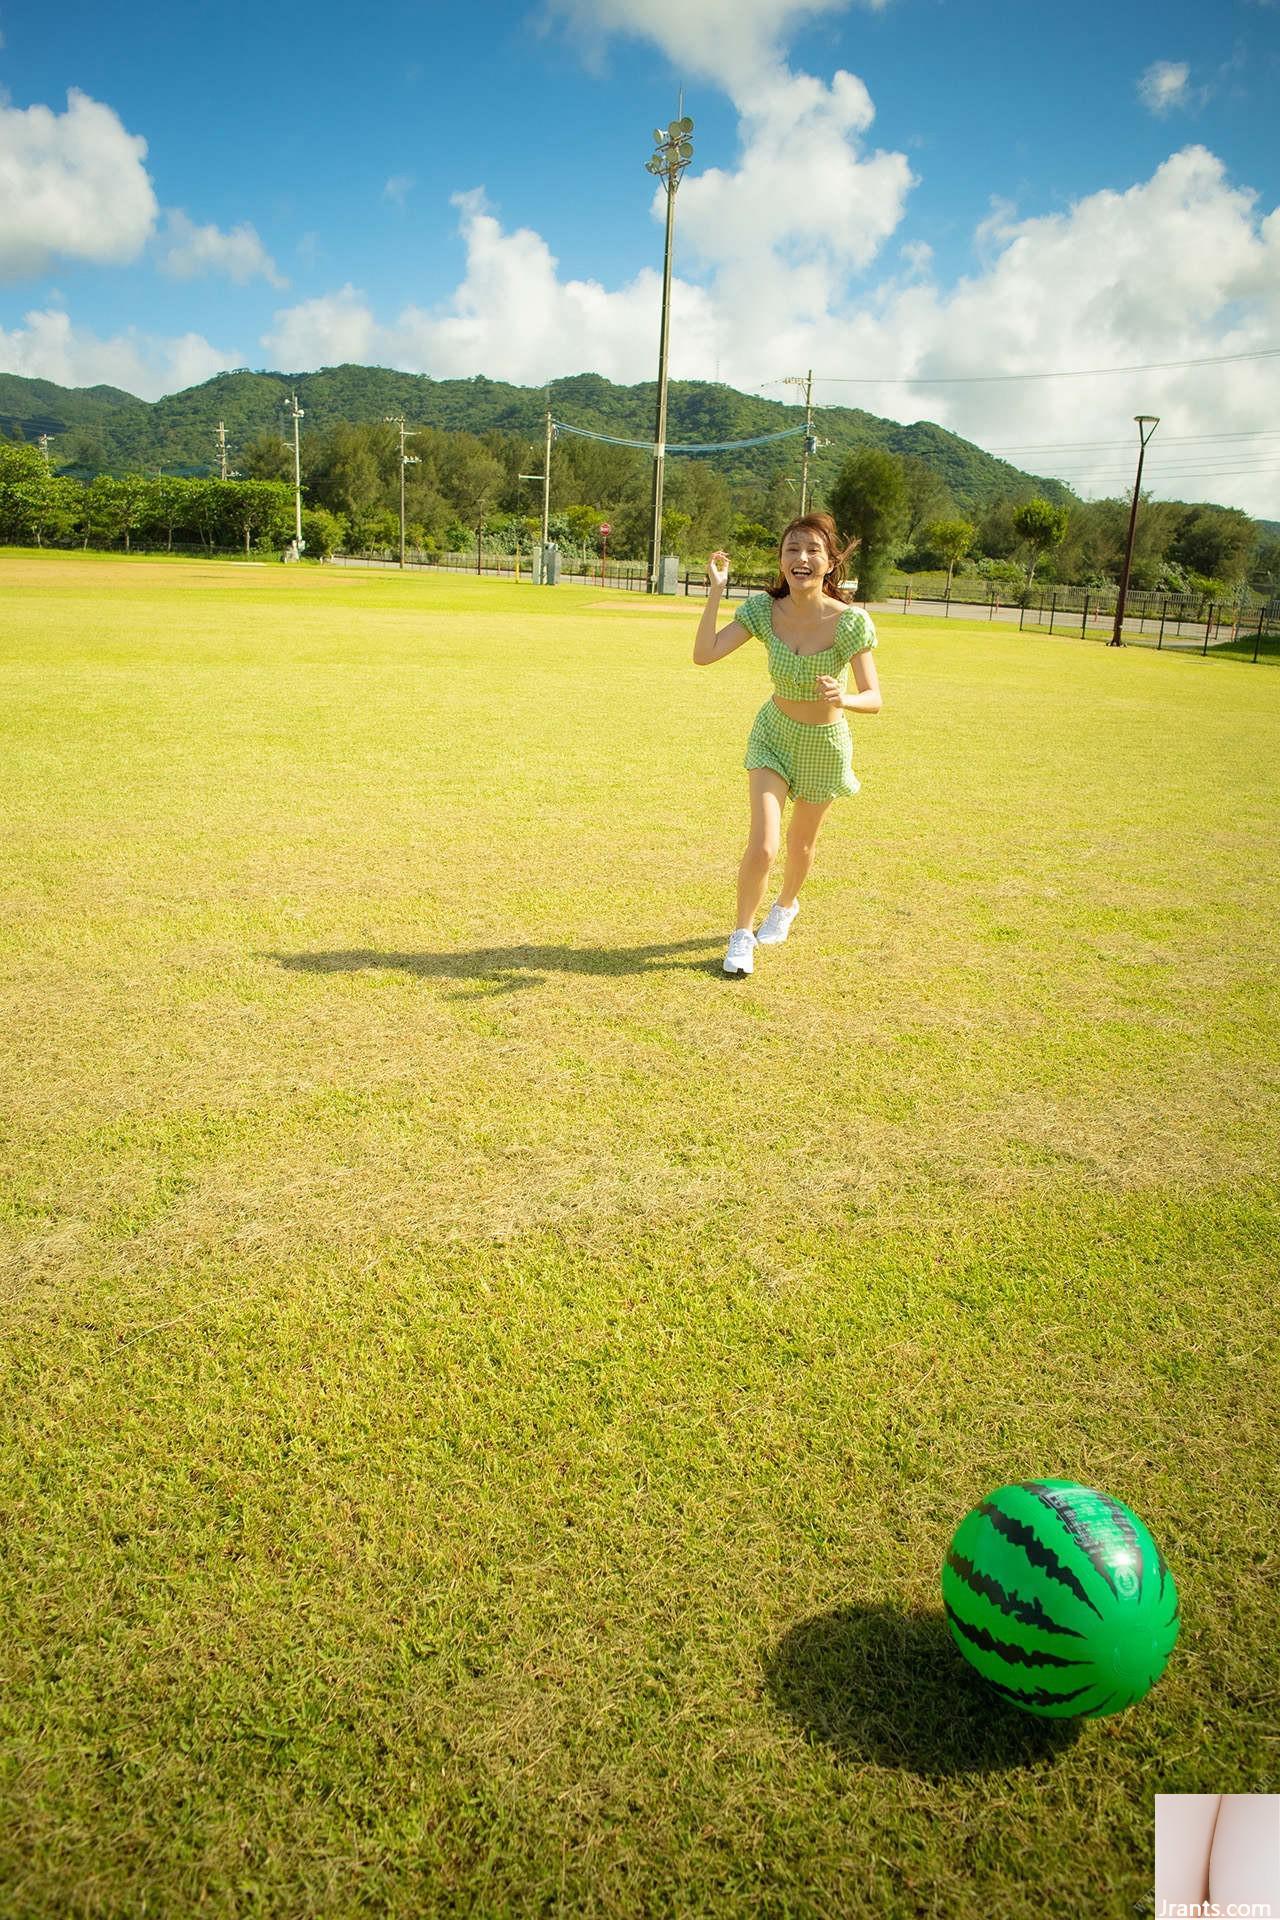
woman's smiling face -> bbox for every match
[779,526,831,590]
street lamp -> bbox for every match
[644,111,694,593]
[1110,415,1160,646]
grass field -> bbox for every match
[2,550,1277,1918]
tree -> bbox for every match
[240,433,294,483]
[925,517,975,595]
[1248,535,1280,600]
[85,473,149,551]
[232,479,293,552]
[1170,505,1255,589]
[441,442,505,536]
[300,506,345,559]
[1012,498,1070,589]
[900,454,953,547]
[828,449,909,602]
[143,475,202,550]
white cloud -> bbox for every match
[158,210,287,288]
[676,68,912,280]
[260,284,379,369]
[546,0,879,95]
[384,175,414,206]
[260,145,1280,517]
[0,88,157,280]
[262,196,717,384]
[1139,60,1192,115]
[0,307,239,399]
[831,148,1280,516]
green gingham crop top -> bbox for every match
[736,592,877,702]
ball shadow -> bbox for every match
[763,1604,1082,1778]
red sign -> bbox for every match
[599,523,612,534]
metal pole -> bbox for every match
[645,111,693,594]
[399,423,406,570]
[649,176,676,593]
[1110,415,1159,646]
[288,392,304,550]
[801,368,813,514]
[542,405,552,547]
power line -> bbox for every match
[987,429,1280,454]
[759,346,1280,389]
[551,419,808,454]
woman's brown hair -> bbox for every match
[766,512,857,602]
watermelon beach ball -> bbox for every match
[941,1480,1179,1718]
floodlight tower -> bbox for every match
[644,110,694,593]
[287,391,305,551]
[1109,415,1160,646]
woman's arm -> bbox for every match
[694,549,752,666]
[842,647,882,714]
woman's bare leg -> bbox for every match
[1155,1794,1221,1914]
[736,769,787,930]
[1209,1794,1280,1912]
[778,796,833,909]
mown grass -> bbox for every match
[1,552,1277,1918]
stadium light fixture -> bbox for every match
[1110,414,1160,646]
[644,111,694,593]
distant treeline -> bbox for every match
[1,425,1276,600]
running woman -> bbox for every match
[693,513,881,976]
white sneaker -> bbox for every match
[756,900,799,945]
[723,928,756,976]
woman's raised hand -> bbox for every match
[706,550,730,593]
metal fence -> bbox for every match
[674,573,1278,664]
[332,547,651,589]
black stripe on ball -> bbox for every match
[978,1499,1104,1620]
[944,1602,1087,1670]
[985,1677,1096,1711]
[1017,1482,1141,1602]
[946,1552,1086,1638]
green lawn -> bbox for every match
[2,552,1277,1918]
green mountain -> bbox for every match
[0,363,1077,511]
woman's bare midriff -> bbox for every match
[772,695,840,725]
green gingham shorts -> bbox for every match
[744,699,860,803]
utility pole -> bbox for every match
[783,370,816,513]
[644,106,694,593]
[286,391,305,551]
[216,420,229,481]
[37,433,52,468]
[1110,415,1160,646]
[385,415,420,568]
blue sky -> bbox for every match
[2,0,1278,512]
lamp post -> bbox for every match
[644,111,694,594]
[1110,415,1159,646]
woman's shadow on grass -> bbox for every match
[763,1605,1081,1778]
[268,938,726,996]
